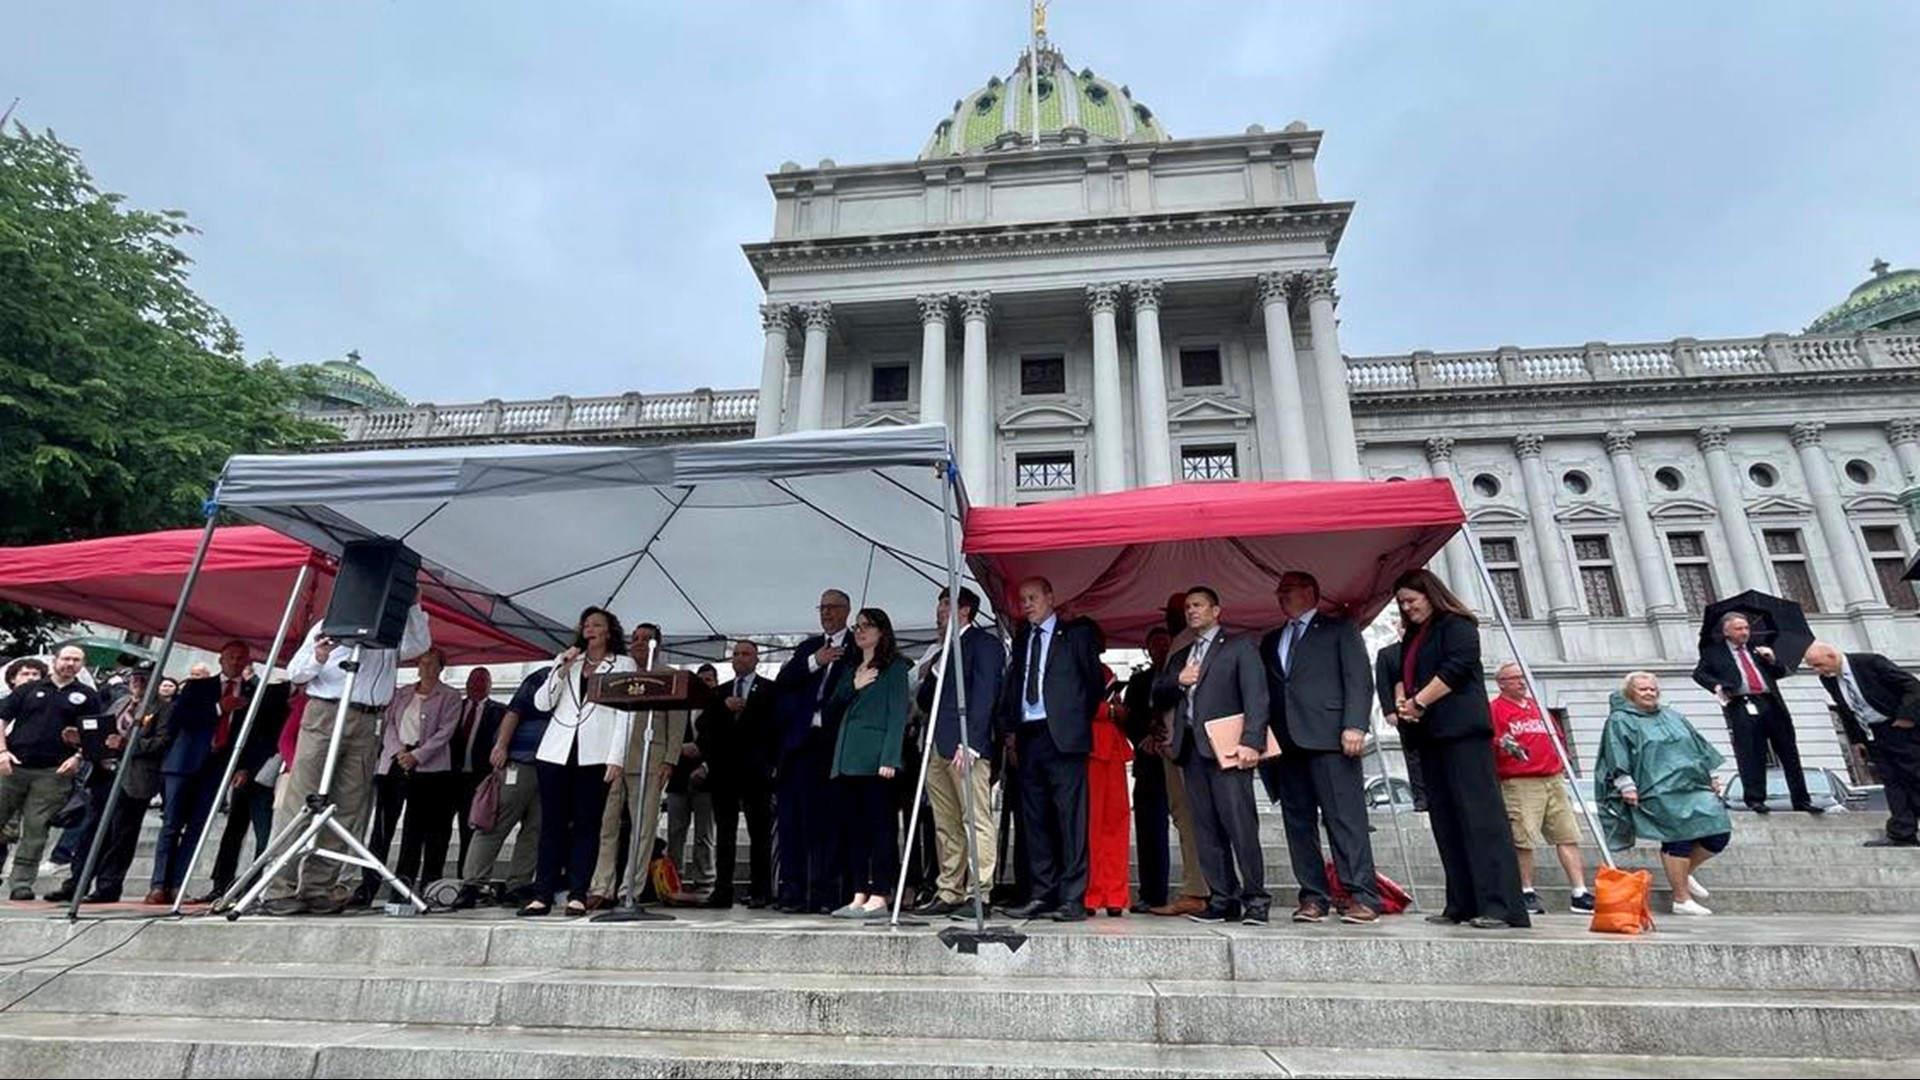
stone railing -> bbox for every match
[1347,330,1920,393]
[312,388,760,445]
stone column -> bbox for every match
[755,303,791,438]
[1424,436,1482,608]
[1889,418,1920,485]
[1605,428,1678,613]
[1130,280,1174,487]
[1087,283,1128,493]
[1515,433,1582,615]
[794,301,833,431]
[1256,272,1313,480]
[916,295,950,427]
[1792,421,1881,610]
[957,291,994,500]
[1303,269,1364,479]
[1697,425,1770,593]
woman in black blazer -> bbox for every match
[1390,569,1529,928]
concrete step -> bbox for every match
[9,1014,1917,1080]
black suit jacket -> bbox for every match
[449,697,507,775]
[1399,613,1492,742]
[775,631,852,758]
[1151,630,1270,762]
[1692,642,1788,707]
[1259,613,1372,753]
[1373,641,1403,720]
[998,616,1102,755]
[1820,652,1920,744]
[234,682,292,778]
[162,674,260,777]
[916,625,1006,757]
[699,671,779,785]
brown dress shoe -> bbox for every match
[1338,903,1379,924]
[1147,895,1207,917]
[1291,900,1329,923]
[143,888,175,906]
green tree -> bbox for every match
[0,123,334,651]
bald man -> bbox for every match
[1805,643,1920,848]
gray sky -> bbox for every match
[13,1,1917,403]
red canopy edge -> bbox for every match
[0,526,550,665]
[963,479,1465,642]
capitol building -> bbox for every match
[311,39,1920,779]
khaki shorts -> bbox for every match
[1501,776,1580,848]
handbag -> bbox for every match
[468,768,504,832]
[48,779,91,829]
[1589,865,1656,935]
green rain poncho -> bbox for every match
[1594,691,1733,852]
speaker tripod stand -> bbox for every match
[220,644,428,919]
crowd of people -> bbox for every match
[2,568,1916,923]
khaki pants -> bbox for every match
[591,741,672,899]
[460,762,542,891]
[1164,756,1209,899]
[924,753,996,903]
[265,697,382,904]
[0,767,71,893]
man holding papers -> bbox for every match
[1152,586,1271,925]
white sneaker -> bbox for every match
[1687,877,1710,901]
[1671,898,1713,916]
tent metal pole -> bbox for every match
[1366,725,1421,911]
[888,479,953,926]
[944,471,991,936]
[1458,521,1615,871]
[169,562,312,915]
[68,511,220,920]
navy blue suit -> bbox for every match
[151,674,255,894]
[773,631,851,909]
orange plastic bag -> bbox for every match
[1589,865,1655,935]
[650,853,683,900]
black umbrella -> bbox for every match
[1699,590,1814,671]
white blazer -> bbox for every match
[534,652,637,768]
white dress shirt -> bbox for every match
[1021,614,1060,723]
[286,603,432,708]
[807,629,848,728]
[1275,610,1317,674]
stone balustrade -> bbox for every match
[311,388,760,445]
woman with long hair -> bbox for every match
[1390,569,1530,929]
[522,606,636,917]
[827,607,911,919]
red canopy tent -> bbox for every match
[963,478,1465,641]
[0,526,561,664]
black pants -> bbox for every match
[1131,751,1171,907]
[86,780,149,899]
[1403,742,1429,810]
[1420,735,1528,926]
[837,774,899,896]
[208,781,274,892]
[1180,747,1267,912]
[1869,723,1920,843]
[363,770,459,895]
[710,776,773,901]
[1016,722,1088,911]
[1276,746,1379,909]
[534,755,610,901]
[1725,696,1810,807]
[775,732,840,909]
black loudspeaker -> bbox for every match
[321,539,422,648]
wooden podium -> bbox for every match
[586,669,717,712]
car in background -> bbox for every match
[1719,767,1852,812]
[1364,775,1420,809]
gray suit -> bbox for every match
[1262,613,1380,910]
[1153,629,1270,914]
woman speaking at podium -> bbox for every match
[522,606,635,917]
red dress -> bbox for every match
[1085,668,1134,912]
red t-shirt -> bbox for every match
[1489,695,1563,779]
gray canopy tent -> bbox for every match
[212,423,983,649]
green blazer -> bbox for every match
[828,655,911,779]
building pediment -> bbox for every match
[1467,506,1528,526]
[998,402,1092,435]
[1745,495,1815,517]
[1167,396,1255,429]
[852,410,915,428]
[1845,493,1903,513]
[1649,498,1719,520]
[1553,501,1623,524]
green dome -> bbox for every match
[919,46,1170,160]
[301,351,408,410]
[1809,259,1920,334]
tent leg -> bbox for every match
[889,626,947,926]
[68,512,220,921]
[1366,730,1421,911]
[172,563,312,915]
[1458,522,1615,872]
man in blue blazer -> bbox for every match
[772,588,854,913]
[912,586,1005,920]
[150,640,255,904]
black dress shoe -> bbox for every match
[79,892,121,904]
[1746,802,1772,814]
[42,882,77,903]
[1794,803,1827,815]
[913,898,961,917]
[1004,901,1056,920]
[1864,836,1920,848]
[948,899,988,922]
[745,896,770,910]
[701,892,736,909]
[1051,907,1089,922]
[1241,906,1270,926]
[1129,900,1155,914]
[1187,903,1237,924]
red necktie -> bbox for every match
[213,679,238,749]
[1735,647,1765,695]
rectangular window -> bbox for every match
[1180,444,1238,481]
[869,364,909,403]
[1015,452,1075,492]
[1020,355,1065,396]
[1667,532,1717,612]
[1763,528,1822,613]
[1863,525,1918,611]
[1479,537,1531,619]
[1178,347,1223,388]
[1573,534,1624,617]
